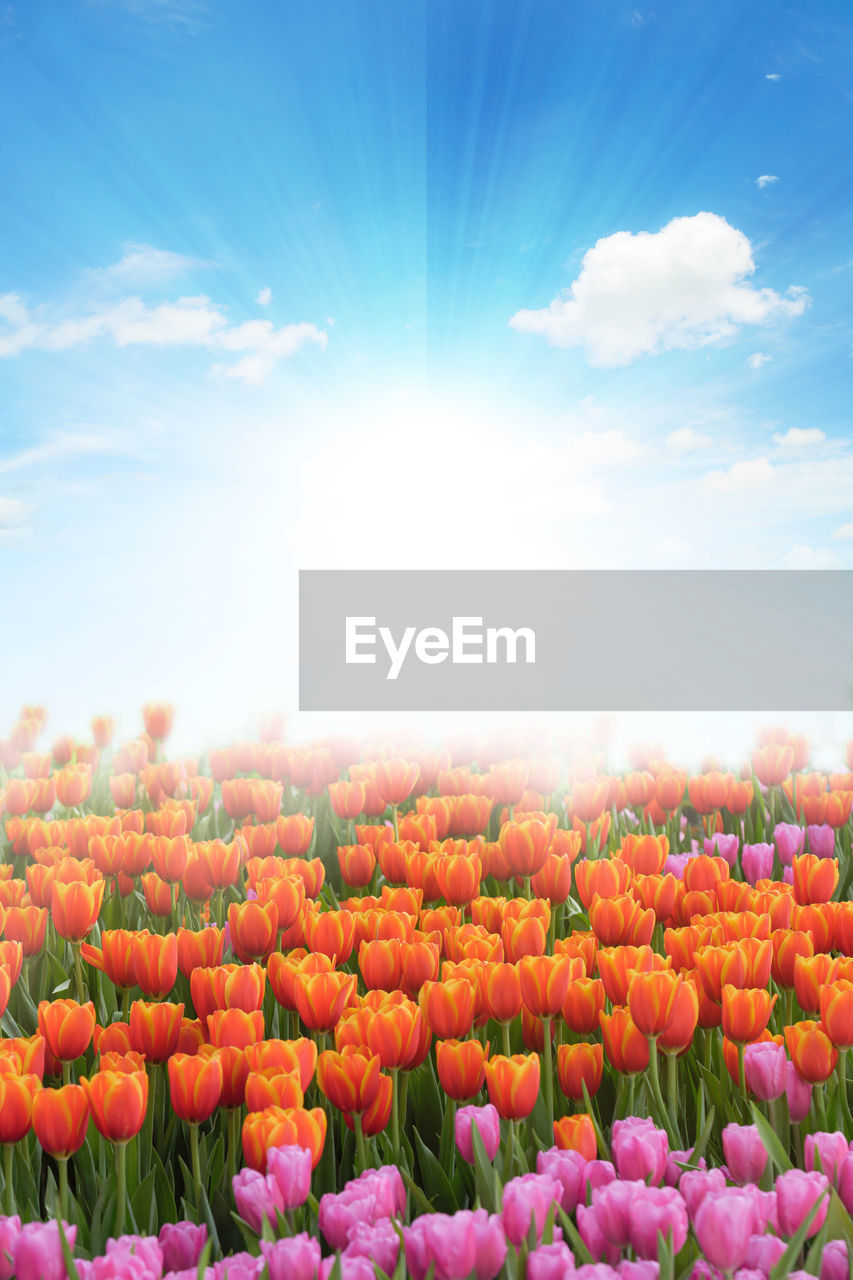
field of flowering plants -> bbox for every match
[1,705,853,1280]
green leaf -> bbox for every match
[769,1189,830,1280]
[556,1206,593,1266]
[469,1119,499,1214]
[750,1102,793,1174]
[413,1128,459,1213]
[57,1219,82,1280]
[691,1105,716,1167]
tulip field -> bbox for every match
[2,707,853,1280]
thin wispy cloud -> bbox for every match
[256,287,272,306]
[0,288,328,384]
[765,73,782,81]
[756,175,779,189]
[667,427,712,453]
[772,427,826,450]
[83,243,211,286]
[510,213,808,367]
[747,352,773,369]
[0,428,140,476]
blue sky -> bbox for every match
[1,0,852,754]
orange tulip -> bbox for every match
[562,977,605,1035]
[168,1051,223,1123]
[176,927,225,979]
[245,1068,304,1112]
[483,963,523,1024]
[574,859,631,910]
[589,895,654,948]
[359,939,404,992]
[303,910,356,964]
[51,879,104,941]
[129,1000,185,1062]
[2,905,48,956]
[227,901,279,964]
[721,986,777,1044]
[820,981,853,1050]
[434,853,482,907]
[597,945,662,1006]
[374,759,420,807]
[518,954,576,1019]
[207,1008,265,1049]
[600,1007,650,1075]
[244,1037,317,1091]
[785,1021,838,1084]
[418,978,476,1039]
[618,833,668,876]
[792,854,839,906]
[37,1000,96,1063]
[771,929,814,989]
[628,971,683,1039]
[752,743,794,787]
[483,1052,540,1120]
[498,818,554,879]
[436,1037,490,1100]
[658,979,699,1055]
[294,971,357,1033]
[794,954,840,1014]
[366,999,428,1071]
[132,931,178,998]
[317,1046,382,1113]
[32,1083,90,1157]
[242,1105,327,1173]
[336,844,376,889]
[0,1071,40,1142]
[553,1114,597,1161]
[82,1069,148,1142]
[556,1042,603,1101]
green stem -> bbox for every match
[647,1037,673,1142]
[226,1107,240,1184]
[390,1068,401,1163]
[61,1061,72,1086]
[115,1141,127,1238]
[542,1017,554,1136]
[58,1157,69,1221]
[353,1112,368,1174]
[190,1122,203,1216]
[665,1050,679,1143]
[502,1118,515,1182]
[392,805,399,841]
[72,943,84,1004]
[501,1021,512,1057]
[3,1144,13,1216]
[737,1041,747,1108]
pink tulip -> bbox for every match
[693,1190,754,1273]
[721,1124,768,1185]
[0,1218,21,1280]
[774,823,805,866]
[526,1241,576,1280]
[537,1147,587,1213]
[807,825,835,858]
[403,1211,482,1280]
[705,833,739,867]
[785,1060,813,1122]
[741,842,774,885]
[744,1232,787,1274]
[159,1222,207,1273]
[611,1117,669,1186]
[678,1168,726,1221]
[470,1209,508,1280]
[212,1253,262,1280]
[804,1131,849,1184]
[821,1240,849,1280]
[501,1173,562,1246]
[839,1152,853,1214]
[320,1258,375,1280]
[582,1160,617,1195]
[775,1170,829,1239]
[267,1144,312,1209]
[455,1104,501,1165]
[620,1264,660,1280]
[743,1040,787,1102]
[340,1220,400,1276]
[665,1148,704,1187]
[627,1186,688,1261]
[13,1222,78,1280]
[260,1235,321,1280]
[591,1179,644,1248]
[232,1169,284,1235]
[576,1203,621,1267]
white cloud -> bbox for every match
[85,243,209,286]
[782,544,840,569]
[831,523,853,540]
[509,212,808,367]
[0,429,139,476]
[747,352,773,369]
[0,496,28,529]
[772,427,826,450]
[765,73,781,81]
[703,456,775,493]
[0,291,327,383]
[667,426,712,453]
[256,287,272,307]
[757,175,779,189]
